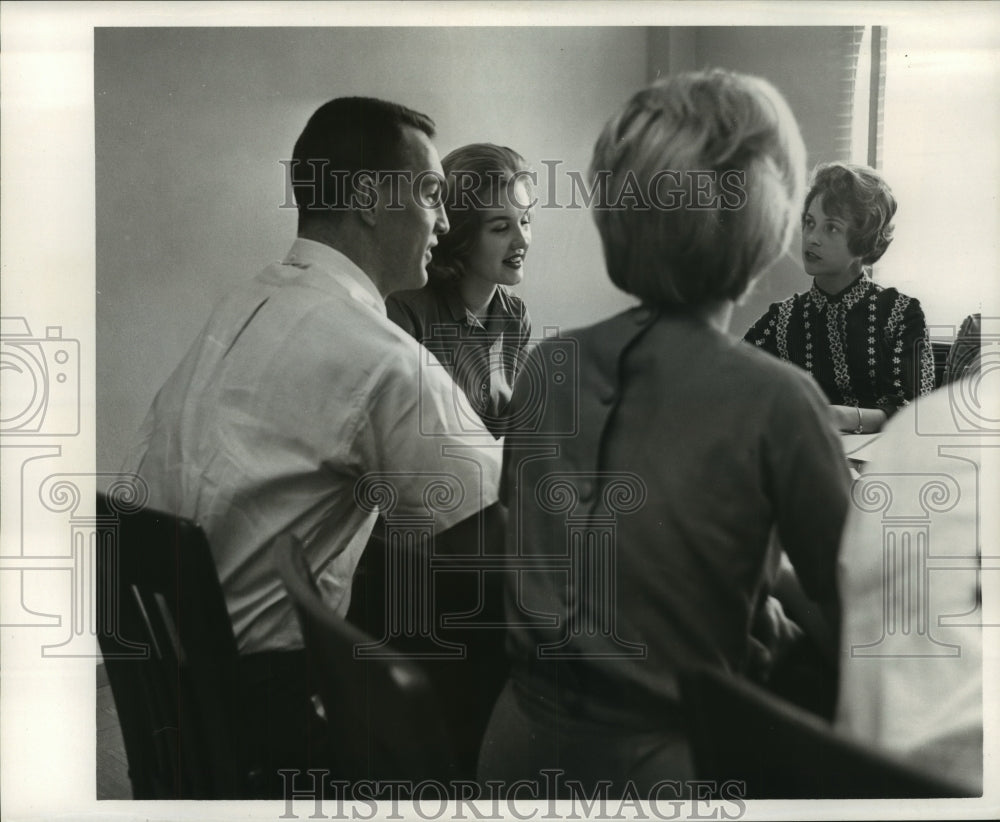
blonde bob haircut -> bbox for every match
[590,69,806,308]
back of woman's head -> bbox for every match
[590,69,806,308]
[428,143,533,285]
[804,162,897,266]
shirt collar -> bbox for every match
[283,237,385,316]
[441,285,471,325]
[809,273,870,312]
[440,284,519,331]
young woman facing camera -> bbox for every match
[744,163,935,433]
[387,143,534,437]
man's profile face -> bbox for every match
[376,127,449,294]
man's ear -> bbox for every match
[355,172,378,228]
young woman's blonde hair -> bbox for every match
[428,143,533,286]
[590,69,806,307]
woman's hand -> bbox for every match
[830,404,888,434]
[747,595,805,683]
[829,404,856,432]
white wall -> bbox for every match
[879,20,1000,331]
[96,27,645,472]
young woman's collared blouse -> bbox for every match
[743,275,936,417]
[387,283,532,437]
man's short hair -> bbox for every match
[590,69,806,308]
[804,162,897,266]
[291,96,435,228]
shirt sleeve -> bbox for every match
[358,340,501,532]
[763,370,851,609]
[876,294,935,417]
[743,303,781,355]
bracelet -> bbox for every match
[854,405,864,434]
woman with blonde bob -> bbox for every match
[387,143,534,437]
[478,69,851,795]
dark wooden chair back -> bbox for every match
[679,664,975,799]
[272,532,460,783]
[96,491,261,798]
[943,313,983,384]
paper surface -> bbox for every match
[1,2,996,820]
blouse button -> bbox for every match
[634,307,652,325]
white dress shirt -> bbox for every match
[125,238,501,653]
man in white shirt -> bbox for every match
[124,97,503,792]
